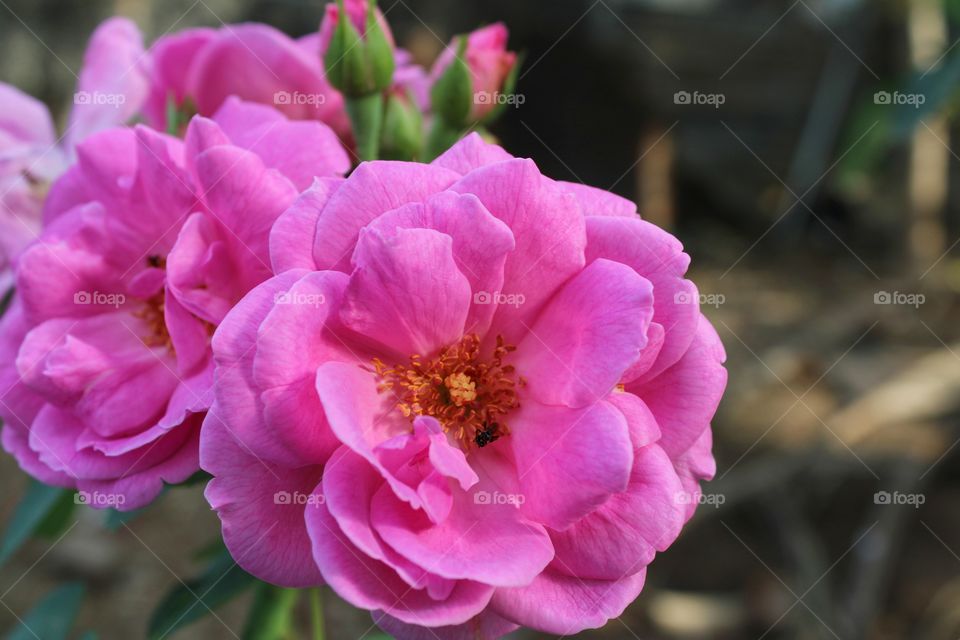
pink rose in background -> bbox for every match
[431,24,517,121]
[0,98,349,509]
[143,23,349,138]
[201,133,726,638]
[0,85,58,294]
[0,17,147,292]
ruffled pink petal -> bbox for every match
[0,300,70,487]
[78,415,201,511]
[430,133,512,176]
[490,567,646,635]
[628,317,726,458]
[363,191,515,336]
[513,258,653,408]
[210,98,349,189]
[127,126,197,247]
[312,162,460,273]
[166,212,238,326]
[450,159,586,344]
[16,313,178,435]
[314,361,421,506]
[15,205,130,324]
[340,227,471,358]
[165,286,212,375]
[182,115,231,163]
[585,215,697,381]
[253,270,353,464]
[186,24,344,129]
[69,127,138,215]
[511,400,632,530]
[2,421,74,488]
[269,177,343,274]
[305,484,495,627]
[322,445,459,593]
[371,468,553,587]
[209,270,312,466]
[194,144,298,288]
[28,405,192,481]
[0,83,55,146]
[67,18,148,147]
[560,181,638,217]
[671,422,717,523]
[142,27,218,129]
[372,609,519,640]
[200,411,324,587]
[550,439,685,580]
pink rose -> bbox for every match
[0,17,147,291]
[142,24,350,137]
[431,24,517,121]
[201,134,726,638]
[0,99,349,509]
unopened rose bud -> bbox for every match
[380,89,423,160]
[430,23,518,124]
[322,0,395,98]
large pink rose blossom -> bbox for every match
[0,98,349,509]
[201,133,726,637]
[0,17,147,291]
[430,24,517,121]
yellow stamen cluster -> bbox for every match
[372,334,522,448]
[134,290,173,350]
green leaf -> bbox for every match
[4,583,84,640]
[430,37,473,127]
[0,481,72,566]
[837,45,960,190]
[33,489,77,539]
[242,583,298,640]
[147,549,256,640]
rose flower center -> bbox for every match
[134,255,173,350]
[372,334,522,449]
[135,290,173,349]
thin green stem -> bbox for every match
[309,587,325,640]
[346,93,385,162]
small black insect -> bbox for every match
[474,422,501,448]
[147,254,163,268]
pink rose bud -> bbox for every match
[431,23,517,123]
[320,0,395,97]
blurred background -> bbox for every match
[3,0,960,638]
